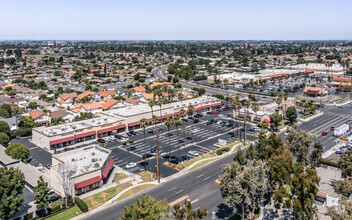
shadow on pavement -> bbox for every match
[216,203,233,219]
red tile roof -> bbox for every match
[102,99,119,110]
[75,176,101,190]
[98,90,117,98]
[77,91,95,100]
[29,110,46,120]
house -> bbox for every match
[50,110,76,122]
[0,116,19,131]
[139,93,154,103]
[57,93,77,106]
[102,99,121,110]
[126,98,140,106]
[75,102,103,114]
[77,91,101,102]
[28,110,51,125]
[130,86,146,95]
[98,90,117,101]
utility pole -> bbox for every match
[156,129,160,183]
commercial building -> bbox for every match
[100,96,222,130]
[32,117,125,150]
[50,145,114,196]
[32,96,222,150]
[303,86,328,96]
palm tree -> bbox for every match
[283,93,288,117]
[158,97,164,126]
[152,115,159,128]
[179,108,187,140]
[188,105,195,141]
[251,102,259,122]
[140,118,148,172]
[148,100,155,128]
[233,101,242,138]
[164,117,173,161]
[243,100,251,145]
[177,93,184,108]
[328,61,333,78]
[276,94,283,114]
[173,116,181,158]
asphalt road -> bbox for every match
[82,152,237,220]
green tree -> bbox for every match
[172,199,207,220]
[28,102,38,109]
[310,141,323,168]
[120,195,169,220]
[335,177,352,197]
[327,198,352,220]
[286,128,314,165]
[19,117,38,128]
[0,132,10,147]
[339,148,352,178]
[286,107,297,124]
[0,121,11,136]
[0,167,25,219]
[33,176,50,214]
[269,113,283,130]
[5,143,30,162]
[233,148,246,165]
[291,164,319,220]
[220,160,268,220]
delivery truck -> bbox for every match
[334,123,349,137]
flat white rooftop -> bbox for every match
[53,145,110,177]
[102,96,219,117]
[35,117,117,136]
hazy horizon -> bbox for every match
[1,0,351,41]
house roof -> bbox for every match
[77,91,95,100]
[126,98,139,105]
[303,86,326,94]
[141,93,154,100]
[102,99,119,110]
[50,110,71,119]
[29,110,46,120]
[59,93,77,101]
[130,86,146,92]
[98,90,117,98]
[72,108,81,113]
[76,102,102,110]
[150,82,172,89]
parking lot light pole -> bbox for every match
[156,129,160,183]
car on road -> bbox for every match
[189,151,200,156]
[125,162,137,169]
[322,132,328,136]
[127,146,136,151]
[142,153,153,159]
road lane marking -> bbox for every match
[191,199,199,204]
[176,189,184,194]
[169,195,189,206]
[168,186,177,192]
[203,176,210,181]
[196,174,204,178]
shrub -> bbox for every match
[11,128,32,138]
[257,122,263,127]
[75,197,88,212]
[5,143,30,162]
[0,132,10,146]
[320,158,340,168]
[216,146,231,155]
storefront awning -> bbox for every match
[50,136,75,146]
[102,158,115,179]
[75,176,101,190]
[195,104,211,111]
[211,103,222,107]
[159,114,173,120]
[97,125,125,134]
[128,121,140,127]
[75,131,96,139]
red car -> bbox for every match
[222,108,226,111]
[211,111,216,114]
[322,132,327,136]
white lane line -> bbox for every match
[203,176,210,181]
[176,189,184,194]
[196,174,204,178]
[191,199,199,204]
[168,186,177,192]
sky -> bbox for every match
[0,0,351,40]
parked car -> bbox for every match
[97,138,105,143]
[125,162,137,169]
[189,151,200,156]
[182,118,189,122]
[322,132,328,136]
[193,119,199,123]
[129,130,137,135]
[165,133,174,137]
[206,120,212,125]
[218,122,225,128]
[26,156,32,163]
[121,133,129,138]
[191,128,200,134]
[211,111,216,114]
[181,155,191,160]
[47,193,61,203]
[127,146,136,151]
[147,130,154,134]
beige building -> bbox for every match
[50,145,114,196]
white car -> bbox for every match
[189,151,200,156]
[125,162,137,169]
[121,137,129,142]
[218,114,224,117]
[121,133,129,138]
[191,129,200,134]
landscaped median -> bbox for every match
[47,206,82,220]
[83,181,133,210]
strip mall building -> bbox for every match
[32,96,222,150]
